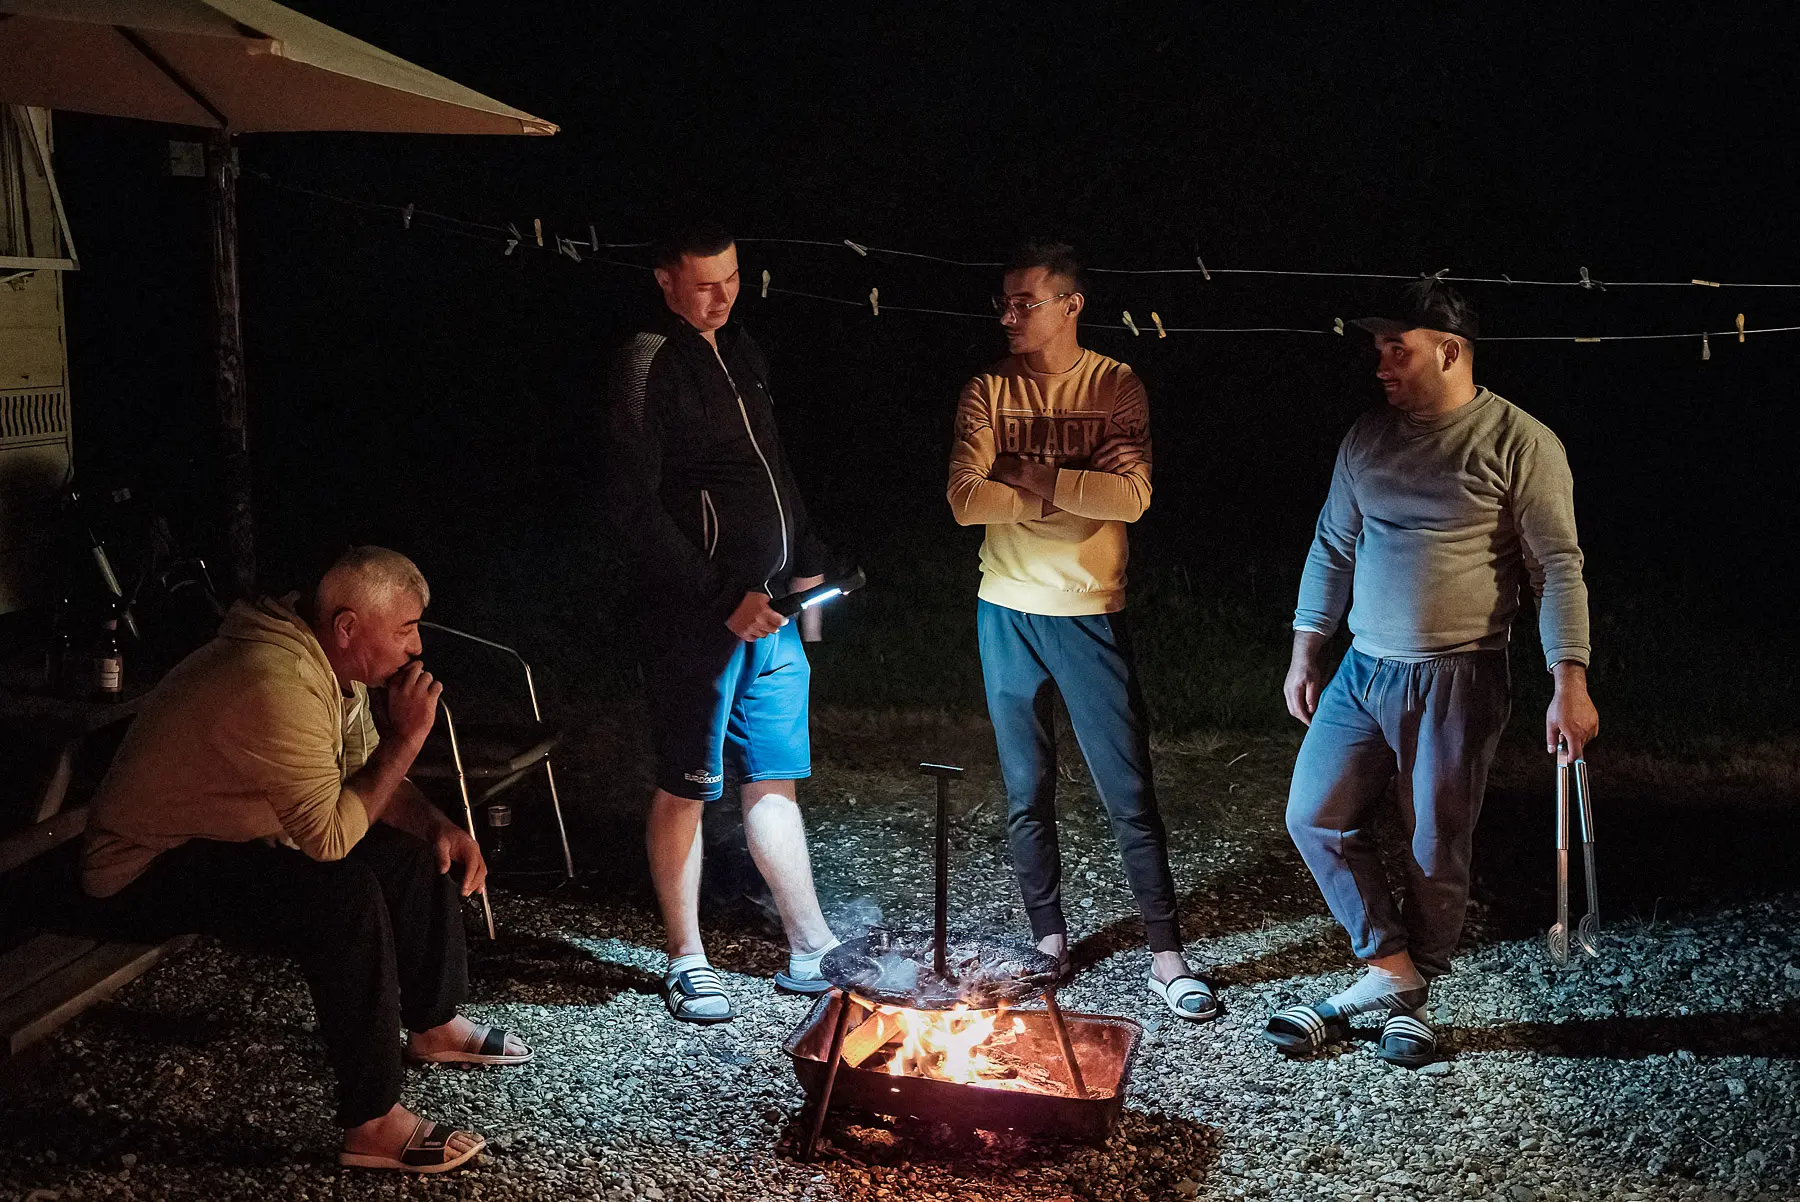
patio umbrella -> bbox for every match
[0,0,557,591]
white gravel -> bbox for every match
[3,729,1797,1201]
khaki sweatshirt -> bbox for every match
[81,597,378,898]
[1294,388,1591,668]
[947,349,1151,616]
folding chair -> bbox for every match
[408,622,575,939]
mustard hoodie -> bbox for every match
[947,349,1152,616]
[82,597,378,898]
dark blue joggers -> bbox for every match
[977,599,1182,952]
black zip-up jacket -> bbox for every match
[604,310,828,625]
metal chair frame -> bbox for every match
[420,621,576,939]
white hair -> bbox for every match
[314,546,429,617]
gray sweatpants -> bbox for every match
[1285,648,1511,980]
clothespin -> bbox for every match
[1701,332,1711,361]
[504,222,522,256]
[401,203,414,230]
[869,288,880,316]
[1502,274,1514,285]
[1150,311,1166,338]
[589,224,600,251]
[504,237,519,256]
[1196,254,1211,281]
[1736,313,1746,343]
[1578,266,1598,290]
[845,239,869,257]
[761,269,771,299]
[1333,317,1344,336]
[1122,310,1140,336]
[1691,278,1721,288]
[558,236,582,263]
[533,218,544,248]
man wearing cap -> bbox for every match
[1264,280,1598,1068]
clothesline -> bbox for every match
[247,173,1800,348]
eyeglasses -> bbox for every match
[990,292,1072,317]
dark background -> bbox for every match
[44,5,1800,736]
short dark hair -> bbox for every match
[651,217,734,270]
[1006,241,1086,294]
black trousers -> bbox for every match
[97,823,468,1126]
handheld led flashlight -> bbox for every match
[772,566,867,617]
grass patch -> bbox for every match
[799,535,1797,801]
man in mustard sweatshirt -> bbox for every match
[82,547,526,1175]
[947,242,1216,1022]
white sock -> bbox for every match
[1318,963,1428,1019]
[787,937,840,979]
[668,952,710,977]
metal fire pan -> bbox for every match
[821,928,1058,1011]
[784,992,1143,1143]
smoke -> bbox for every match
[829,895,885,942]
[870,951,920,995]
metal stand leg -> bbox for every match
[918,763,963,980]
[801,990,856,1162]
[1043,989,1089,1100]
[541,758,576,880]
[443,705,496,940]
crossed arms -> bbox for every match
[946,374,1153,525]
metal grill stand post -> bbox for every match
[919,763,962,980]
[800,989,858,1162]
[1042,989,1090,1100]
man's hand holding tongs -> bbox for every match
[1547,661,1600,763]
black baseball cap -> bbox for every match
[1351,278,1480,341]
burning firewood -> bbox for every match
[840,1005,906,1067]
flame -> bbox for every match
[870,1003,1053,1092]
[886,1004,997,1083]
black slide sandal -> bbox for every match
[1262,1004,1350,1055]
[664,965,739,1024]
[339,1118,485,1174]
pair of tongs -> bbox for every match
[1548,746,1599,963]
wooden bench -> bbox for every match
[0,931,193,1058]
[0,686,187,1060]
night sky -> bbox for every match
[50,5,1800,647]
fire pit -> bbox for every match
[784,975,1144,1144]
[788,765,1144,1158]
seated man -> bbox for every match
[81,546,528,1176]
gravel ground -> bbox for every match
[3,716,1798,1202]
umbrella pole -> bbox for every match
[206,130,255,598]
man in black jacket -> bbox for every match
[605,219,840,1024]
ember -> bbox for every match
[872,1006,1084,1096]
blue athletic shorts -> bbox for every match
[649,620,812,802]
